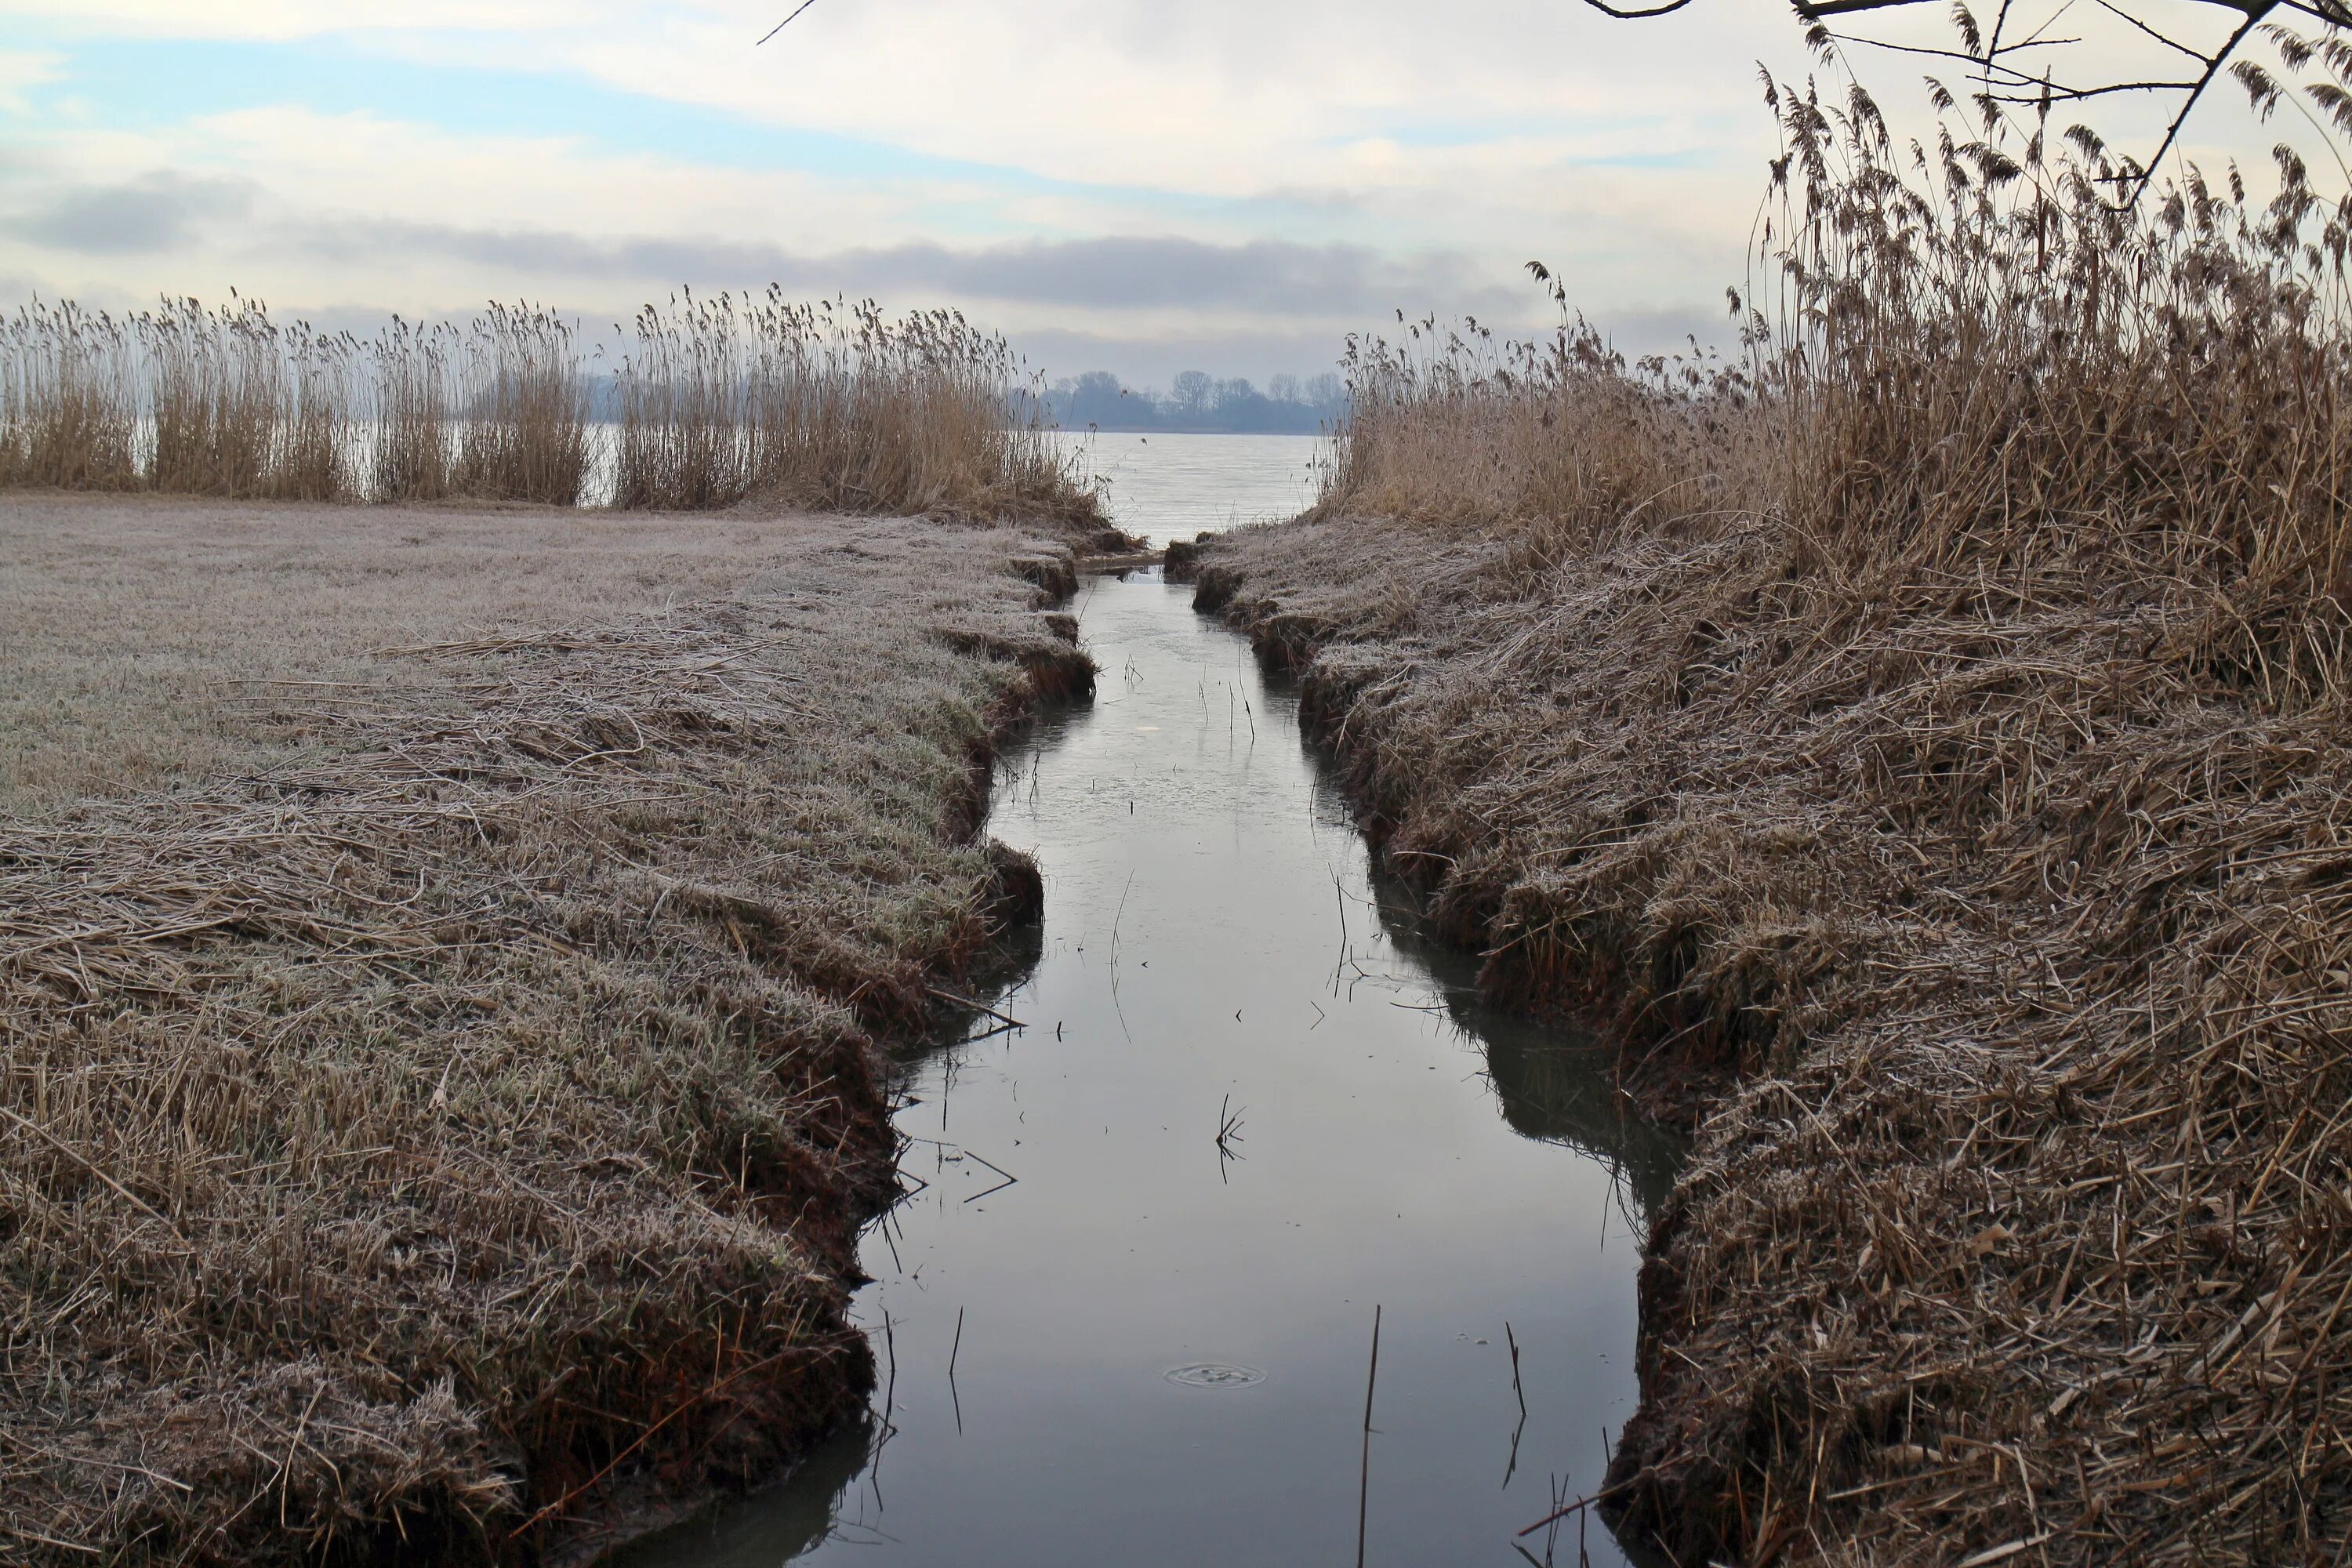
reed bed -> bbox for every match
[0,291,1102,522]
[1196,60,2352,1566]
[612,289,1098,521]
[143,296,361,501]
[0,502,1094,1566]
[372,317,455,503]
[0,299,138,490]
[452,302,590,506]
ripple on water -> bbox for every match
[1163,1363,1267,1390]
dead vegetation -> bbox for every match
[1196,56,2352,1566]
[0,292,1102,523]
[612,291,1093,522]
[0,499,1094,1566]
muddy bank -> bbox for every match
[1194,514,2352,1564]
[0,498,1099,1566]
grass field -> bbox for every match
[0,497,920,811]
[0,495,1092,1565]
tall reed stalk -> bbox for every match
[615,290,752,510]
[371,318,456,503]
[141,296,361,499]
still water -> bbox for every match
[1068,431,1326,547]
[612,562,1675,1566]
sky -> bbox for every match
[0,1,2318,390]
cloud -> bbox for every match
[0,47,63,113]
[290,220,1529,319]
[13,173,252,254]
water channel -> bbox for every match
[616,453,1676,1566]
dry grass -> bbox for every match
[0,494,1095,1566]
[1196,63,2352,1567]
[0,292,1105,524]
[0,496,949,814]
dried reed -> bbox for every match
[614,289,1100,521]
[144,295,361,500]
[1,291,1102,523]
[370,317,456,503]
[0,299,138,490]
[453,301,590,506]
[1201,60,2352,1567]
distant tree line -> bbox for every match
[1022,369,1348,434]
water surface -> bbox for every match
[614,568,1674,1566]
[1066,431,1326,547]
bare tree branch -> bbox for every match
[757,0,821,45]
[1577,0,2352,203]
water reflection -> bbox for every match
[612,570,1674,1568]
[1364,877,1682,1218]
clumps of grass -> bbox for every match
[1203,56,2352,1568]
[613,289,1100,522]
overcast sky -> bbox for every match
[0,1,2311,387]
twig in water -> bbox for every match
[927,985,1026,1031]
[1110,869,1135,961]
[1516,1474,1638,1537]
[1215,1094,1247,1181]
[871,1309,899,1486]
[949,1306,966,1435]
[1357,1303,1381,1568]
[1506,1321,1527,1421]
[961,1147,1018,1203]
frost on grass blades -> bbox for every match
[0,291,1100,522]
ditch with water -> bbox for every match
[615,508,1678,1566]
